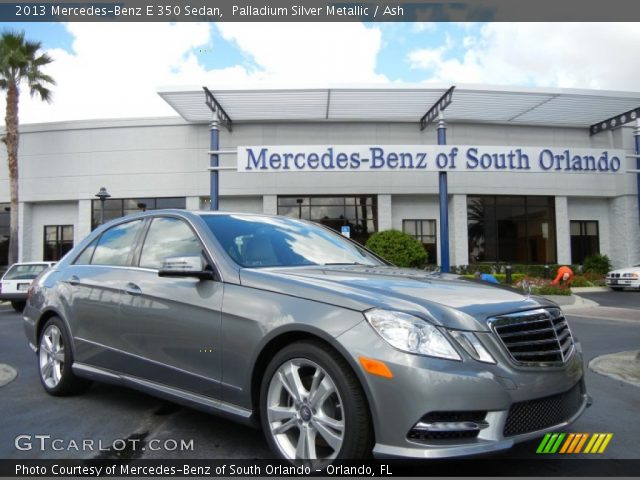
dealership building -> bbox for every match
[1,85,639,270]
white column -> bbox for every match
[450,194,469,267]
[377,194,392,231]
[555,196,571,265]
[185,196,200,211]
[263,195,277,215]
[76,199,92,245]
[608,195,640,269]
[18,202,31,262]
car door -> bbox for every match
[62,219,145,369]
[119,216,223,399]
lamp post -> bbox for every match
[95,187,111,226]
[296,198,303,219]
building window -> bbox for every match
[403,219,437,264]
[570,220,599,264]
[0,203,8,267]
[91,197,186,230]
[277,196,377,245]
[44,225,74,261]
[467,195,556,264]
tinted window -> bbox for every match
[201,214,384,268]
[3,264,49,280]
[139,217,202,269]
[91,220,143,266]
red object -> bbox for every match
[552,266,574,286]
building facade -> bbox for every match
[1,86,639,270]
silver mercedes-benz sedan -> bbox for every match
[24,210,589,462]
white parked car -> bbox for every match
[605,264,640,291]
[0,262,56,312]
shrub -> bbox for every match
[460,273,526,285]
[514,277,572,296]
[582,254,612,275]
[365,230,427,268]
[571,275,592,287]
[533,284,573,296]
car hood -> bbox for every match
[239,265,557,332]
[609,267,640,275]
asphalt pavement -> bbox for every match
[0,294,638,462]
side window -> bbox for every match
[139,217,203,270]
[74,238,99,265]
[91,220,143,266]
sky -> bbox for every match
[1,22,639,124]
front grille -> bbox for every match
[489,308,574,366]
[504,382,584,436]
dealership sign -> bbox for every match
[238,145,624,173]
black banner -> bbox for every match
[2,459,640,477]
[2,0,640,22]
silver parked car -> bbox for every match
[24,211,589,462]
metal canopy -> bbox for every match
[158,84,640,129]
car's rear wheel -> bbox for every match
[611,287,624,291]
[260,341,372,465]
[11,301,25,312]
[38,317,91,396]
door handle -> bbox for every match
[68,275,80,286]
[124,282,142,296]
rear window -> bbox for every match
[3,264,50,280]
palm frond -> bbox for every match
[0,29,56,102]
[29,83,52,102]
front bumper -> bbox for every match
[336,320,588,459]
[0,293,27,301]
[605,278,640,289]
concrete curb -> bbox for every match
[571,286,611,293]
[589,350,640,387]
[0,364,17,387]
[542,294,600,311]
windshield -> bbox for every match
[3,264,49,280]
[201,214,385,268]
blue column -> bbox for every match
[210,119,220,211]
[437,118,450,272]
[635,120,640,223]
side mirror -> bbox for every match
[158,256,215,280]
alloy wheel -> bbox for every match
[266,358,345,462]
[39,324,65,389]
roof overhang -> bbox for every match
[158,84,640,129]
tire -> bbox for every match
[38,316,91,396]
[260,340,373,465]
[611,287,624,292]
[11,301,25,312]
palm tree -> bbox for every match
[0,31,54,265]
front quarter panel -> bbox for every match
[220,283,365,408]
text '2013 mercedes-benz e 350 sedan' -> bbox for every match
[24,211,590,463]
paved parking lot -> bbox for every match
[0,293,638,462]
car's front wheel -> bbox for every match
[260,341,373,465]
[38,317,91,396]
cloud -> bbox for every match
[407,23,640,90]
[215,22,385,86]
[4,22,386,124]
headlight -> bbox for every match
[364,309,461,361]
[448,330,496,364]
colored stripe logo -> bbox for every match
[536,433,612,454]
